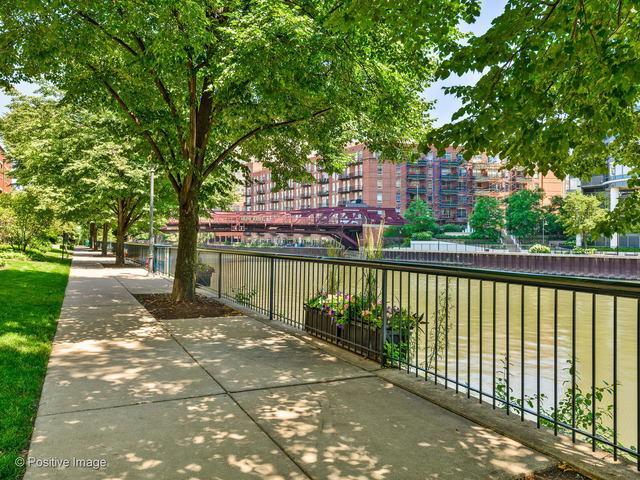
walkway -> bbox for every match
[25,249,553,479]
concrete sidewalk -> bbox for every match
[25,249,552,479]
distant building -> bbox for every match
[244,144,398,212]
[580,161,639,249]
[0,146,14,193]
[529,171,567,204]
[419,148,529,224]
[243,144,534,227]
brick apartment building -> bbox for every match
[243,144,535,225]
[0,146,14,193]
[244,144,400,212]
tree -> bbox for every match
[0,94,176,265]
[542,195,565,237]
[430,1,640,230]
[505,189,543,240]
[559,191,607,246]
[0,189,53,252]
[403,199,438,236]
[469,197,504,241]
[0,1,480,301]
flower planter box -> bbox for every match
[304,307,382,361]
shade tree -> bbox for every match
[0,94,175,265]
[0,0,481,300]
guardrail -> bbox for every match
[124,242,640,468]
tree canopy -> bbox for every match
[505,189,543,240]
[0,189,54,252]
[469,197,504,241]
[403,198,438,236]
[0,0,481,299]
[430,1,640,228]
[559,191,607,245]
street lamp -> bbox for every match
[148,167,155,273]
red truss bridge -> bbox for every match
[162,207,405,249]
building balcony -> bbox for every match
[407,173,426,181]
[318,190,330,196]
[318,177,330,184]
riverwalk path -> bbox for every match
[24,249,557,479]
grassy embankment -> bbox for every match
[0,248,70,479]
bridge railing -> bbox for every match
[125,242,640,468]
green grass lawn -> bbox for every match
[0,250,70,479]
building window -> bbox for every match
[377,180,383,190]
[376,192,383,206]
[377,163,383,175]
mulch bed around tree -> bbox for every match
[100,262,142,269]
[133,293,242,320]
[526,465,589,480]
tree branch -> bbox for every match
[75,10,186,144]
[85,63,181,193]
[74,10,138,56]
[202,107,332,178]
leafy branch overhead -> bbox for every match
[430,0,640,229]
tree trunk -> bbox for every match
[90,222,98,250]
[115,203,127,266]
[89,222,95,249]
[115,225,126,266]
[171,186,200,302]
[101,222,109,256]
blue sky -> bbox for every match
[0,1,507,124]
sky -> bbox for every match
[0,1,507,125]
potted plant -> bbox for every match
[304,291,421,361]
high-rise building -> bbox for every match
[0,147,14,193]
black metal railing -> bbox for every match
[124,242,640,468]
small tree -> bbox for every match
[469,197,504,242]
[403,199,438,237]
[505,189,543,240]
[542,195,565,237]
[559,191,607,246]
[0,189,53,252]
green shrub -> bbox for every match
[528,244,551,254]
[440,224,464,233]
[410,231,433,241]
[572,247,597,255]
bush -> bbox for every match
[411,231,433,241]
[528,244,551,254]
[572,247,597,255]
[440,224,464,233]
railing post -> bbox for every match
[217,252,222,298]
[380,269,388,366]
[269,257,275,321]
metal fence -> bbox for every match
[124,242,640,468]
